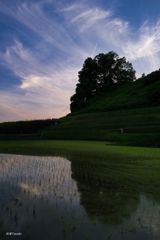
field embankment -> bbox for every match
[0,106,160,147]
[0,107,160,147]
[41,106,160,147]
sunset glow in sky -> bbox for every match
[1,0,160,122]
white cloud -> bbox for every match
[121,21,160,77]
[70,8,111,31]
[62,3,160,76]
[123,21,160,60]
[1,38,82,89]
[61,3,129,43]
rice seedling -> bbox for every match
[33,204,36,217]
[106,233,113,240]
[62,221,67,233]
[4,206,9,214]
[70,221,76,232]
[84,229,90,240]
[14,211,18,219]
[26,226,30,239]
[129,226,136,233]
[0,228,6,238]
[9,206,12,217]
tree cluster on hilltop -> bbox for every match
[70,51,136,112]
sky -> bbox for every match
[0,0,160,123]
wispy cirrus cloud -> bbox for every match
[62,3,112,32]
[0,0,160,122]
[122,21,160,75]
[60,2,160,76]
[0,1,89,59]
[1,40,80,89]
[61,3,129,47]
[123,21,160,60]
[0,39,78,121]
[62,3,160,61]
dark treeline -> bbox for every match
[0,120,54,134]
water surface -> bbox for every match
[0,154,160,239]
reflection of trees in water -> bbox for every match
[69,152,160,225]
[70,152,160,227]
[70,157,141,224]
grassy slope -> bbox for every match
[1,105,160,144]
[39,77,160,147]
[0,77,159,146]
[41,105,160,147]
[71,76,160,114]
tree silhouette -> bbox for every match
[70,51,136,112]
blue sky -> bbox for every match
[0,0,160,122]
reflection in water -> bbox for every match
[0,154,160,240]
[128,194,160,239]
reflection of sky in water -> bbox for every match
[0,153,160,240]
[129,194,160,238]
[113,193,160,240]
[0,154,80,204]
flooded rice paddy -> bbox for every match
[0,154,160,240]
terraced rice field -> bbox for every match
[0,141,160,239]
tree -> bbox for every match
[70,51,136,112]
[76,57,98,100]
[141,73,145,78]
[113,57,136,84]
[70,57,98,112]
[94,52,118,91]
[95,52,136,88]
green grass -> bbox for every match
[39,106,160,147]
[0,133,41,140]
[71,76,160,114]
[0,106,160,147]
[0,139,159,157]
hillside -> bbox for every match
[70,71,160,115]
[41,70,160,147]
[0,70,160,147]
[41,106,160,147]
